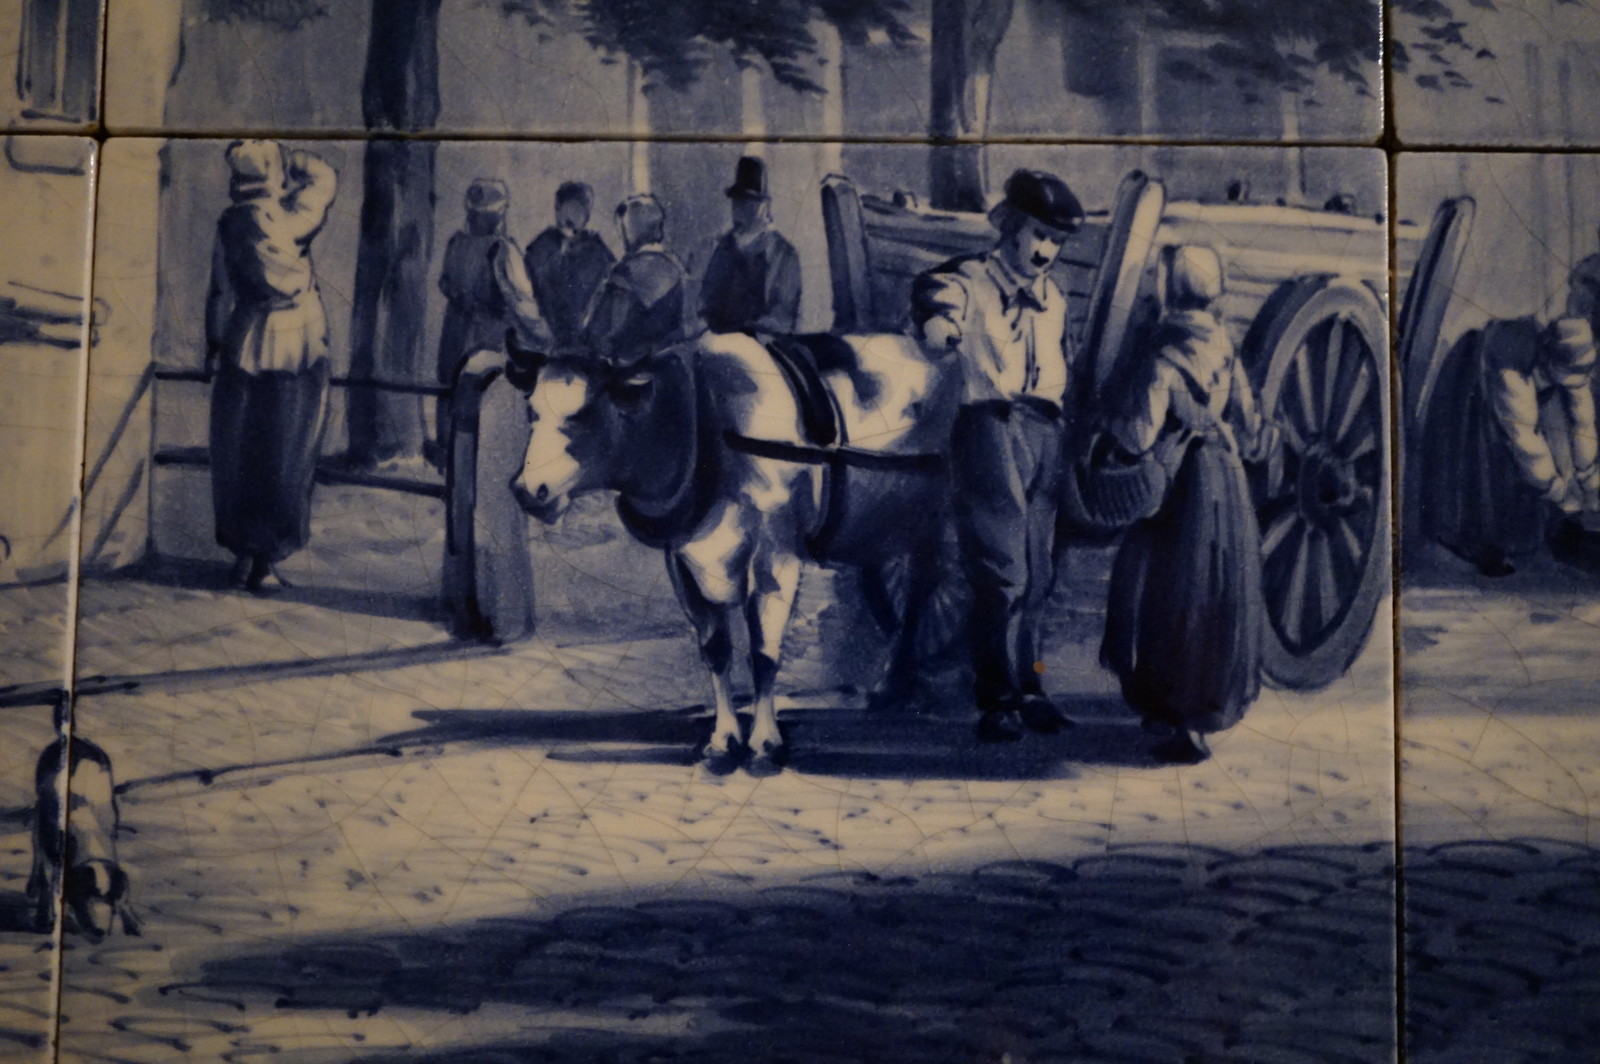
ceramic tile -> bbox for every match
[60,138,1395,1061]
[0,133,96,1062]
[2,0,103,129]
[1392,0,1600,146]
[1397,151,1600,1061]
[103,0,1383,141]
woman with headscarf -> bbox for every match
[1100,246,1269,764]
[205,140,338,592]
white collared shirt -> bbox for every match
[912,250,1070,406]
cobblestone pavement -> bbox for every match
[5,490,1596,1061]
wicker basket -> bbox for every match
[1061,433,1171,533]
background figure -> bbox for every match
[525,181,616,353]
[1100,246,1267,765]
[205,140,338,593]
[582,195,688,367]
[1422,316,1599,575]
[432,178,548,469]
[699,156,801,335]
[912,169,1082,743]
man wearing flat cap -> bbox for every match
[433,178,548,466]
[911,168,1085,741]
[699,155,802,335]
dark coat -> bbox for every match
[700,228,802,335]
[582,246,688,366]
[525,227,616,349]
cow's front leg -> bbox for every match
[669,533,748,774]
[746,549,803,775]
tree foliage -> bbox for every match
[1387,0,1579,103]
[198,0,328,31]
[1046,0,1381,104]
[573,0,917,94]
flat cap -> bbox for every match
[1001,169,1084,233]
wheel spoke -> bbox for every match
[1331,357,1374,445]
[1262,508,1299,562]
[1293,341,1320,433]
[1334,514,1366,571]
[1280,524,1312,643]
[1343,423,1379,461]
[1312,529,1342,633]
[1321,317,1347,429]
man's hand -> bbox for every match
[1577,462,1600,511]
[922,316,962,352]
[1546,474,1581,514]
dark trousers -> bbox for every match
[950,400,1064,712]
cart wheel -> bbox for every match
[1243,276,1389,691]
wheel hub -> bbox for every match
[1297,439,1363,524]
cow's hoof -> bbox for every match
[699,740,745,776]
[747,742,787,778]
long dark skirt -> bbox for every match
[1419,330,1546,560]
[210,361,330,562]
[1101,438,1264,733]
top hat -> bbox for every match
[725,156,770,200]
[466,178,511,213]
[1000,169,1084,234]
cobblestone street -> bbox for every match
[1,490,1593,1061]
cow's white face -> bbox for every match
[513,368,604,523]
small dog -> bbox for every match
[29,732,138,939]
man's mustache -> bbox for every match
[1030,253,1052,268]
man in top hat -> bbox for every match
[525,181,617,352]
[582,194,688,368]
[699,155,802,335]
[911,168,1085,741]
[433,178,548,465]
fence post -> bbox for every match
[442,350,535,643]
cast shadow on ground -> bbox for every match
[159,842,1400,1064]
[118,695,1155,795]
[93,556,441,625]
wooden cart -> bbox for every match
[823,172,1421,691]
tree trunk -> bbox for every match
[347,140,437,464]
[928,0,1014,212]
[816,19,845,175]
[627,59,651,194]
[346,0,442,466]
[740,62,766,154]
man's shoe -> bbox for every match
[1152,727,1211,765]
[976,709,1024,743]
[1018,694,1071,734]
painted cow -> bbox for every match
[508,330,961,775]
